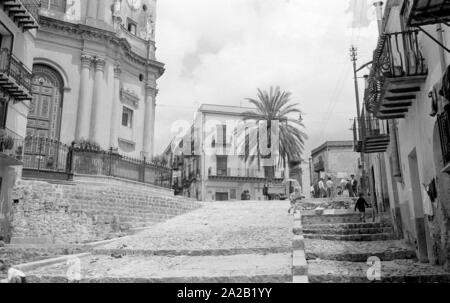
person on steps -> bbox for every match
[354,193,371,223]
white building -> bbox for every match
[28,0,164,158]
[171,104,287,202]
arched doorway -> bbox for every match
[26,64,64,140]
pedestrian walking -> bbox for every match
[354,193,371,223]
[288,188,304,215]
[326,177,334,198]
[350,175,358,197]
[263,183,269,201]
[318,179,326,198]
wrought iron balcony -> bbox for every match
[366,30,427,120]
[0,48,32,101]
[404,0,450,27]
[1,0,40,31]
[0,127,24,165]
[353,115,390,154]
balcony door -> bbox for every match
[26,64,64,140]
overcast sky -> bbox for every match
[154,0,381,157]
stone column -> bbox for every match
[90,57,106,145]
[87,0,98,19]
[143,85,157,159]
[97,0,106,21]
[109,63,121,150]
[75,54,93,141]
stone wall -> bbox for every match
[6,179,202,245]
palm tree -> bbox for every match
[242,86,307,170]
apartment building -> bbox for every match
[169,104,286,202]
[311,141,361,187]
[354,0,450,267]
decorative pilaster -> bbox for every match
[97,0,106,21]
[87,0,98,20]
[90,57,107,145]
[143,84,157,159]
[75,54,93,141]
[109,63,122,149]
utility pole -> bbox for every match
[350,45,366,197]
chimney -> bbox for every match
[373,1,384,34]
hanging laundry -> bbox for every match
[422,187,434,217]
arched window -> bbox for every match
[27,64,64,140]
[41,0,67,13]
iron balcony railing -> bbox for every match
[366,30,427,112]
[20,0,41,22]
[0,48,33,95]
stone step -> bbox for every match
[302,227,394,236]
[300,222,391,229]
[304,239,416,262]
[308,259,450,283]
[302,213,365,225]
[24,253,293,283]
[304,233,394,242]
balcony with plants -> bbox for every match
[365,30,428,120]
[0,127,24,165]
[1,0,40,31]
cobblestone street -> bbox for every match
[23,201,295,283]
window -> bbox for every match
[216,156,228,176]
[216,124,227,148]
[127,19,137,35]
[122,107,133,128]
[42,0,67,12]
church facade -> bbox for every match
[29,0,164,158]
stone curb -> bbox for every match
[292,211,308,283]
[26,274,293,284]
[92,247,293,257]
[15,253,91,272]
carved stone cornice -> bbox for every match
[37,16,165,78]
[120,88,140,109]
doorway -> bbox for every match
[408,148,429,263]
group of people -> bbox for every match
[311,175,359,198]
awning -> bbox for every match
[406,0,450,26]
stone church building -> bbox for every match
[29,0,164,158]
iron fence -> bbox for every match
[22,137,172,188]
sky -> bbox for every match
[154,0,381,158]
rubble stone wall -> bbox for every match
[7,180,202,245]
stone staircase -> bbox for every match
[301,209,450,283]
